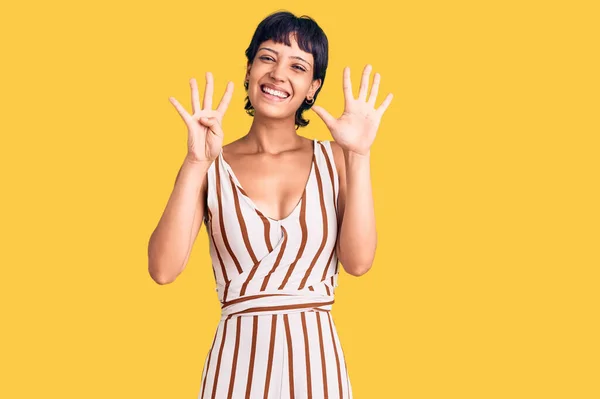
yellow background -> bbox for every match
[1,0,599,397]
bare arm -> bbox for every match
[147,157,211,284]
[148,73,233,284]
[331,142,376,276]
[311,64,392,277]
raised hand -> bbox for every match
[312,65,393,156]
[169,72,234,163]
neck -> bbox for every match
[244,113,304,154]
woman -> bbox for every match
[148,10,392,399]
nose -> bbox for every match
[268,62,286,82]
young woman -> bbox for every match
[148,10,392,399]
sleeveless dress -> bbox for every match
[197,139,353,399]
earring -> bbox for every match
[305,97,314,105]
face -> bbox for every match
[246,35,321,121]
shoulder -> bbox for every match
[325,140,346,178]
[321,140,347,223]
[221,137,246,157]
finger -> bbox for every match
[202,72,214,110]
[377,93,394,116]
[199,116,223,137]
[357,64,372,101]
[189,78,201,114]
[195,109,220,119]
[311,105,336,130]
[342,67,353,102]
[169,96,193,124]
[368,73,380,106]
[216,81,234,115]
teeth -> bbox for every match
[262,86,288,98]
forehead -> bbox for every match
[257,36,314,63]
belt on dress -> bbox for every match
[219,291,334,320]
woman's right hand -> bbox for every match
[169,72,234,164]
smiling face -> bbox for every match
[245,34,322,122]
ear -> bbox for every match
[245,62,252,82]
[308,78,322,98]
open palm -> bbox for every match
[169,72,234,163]
[312,65,393,156]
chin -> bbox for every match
[251,98,298,121]
[254,103,283,116]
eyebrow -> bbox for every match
[257,47,312,68]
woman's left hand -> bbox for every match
[312,64,393,156]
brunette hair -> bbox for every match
[243,11,329,129]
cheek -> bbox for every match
[292,76,313,95]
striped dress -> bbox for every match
[198,138,353,399]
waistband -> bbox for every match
[220,292,334,321]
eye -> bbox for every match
[293,65,307,72]
[259,55,274,62]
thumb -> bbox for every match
[199,117,224,137]
[311,105,336,130]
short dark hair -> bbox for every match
[243,11,329,129]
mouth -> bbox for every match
[260,84,290,100]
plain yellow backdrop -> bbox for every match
[1,0,599,398]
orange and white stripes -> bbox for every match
[198,139,352,398]
[198,311,352,399]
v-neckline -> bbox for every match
[219,138,317,223]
